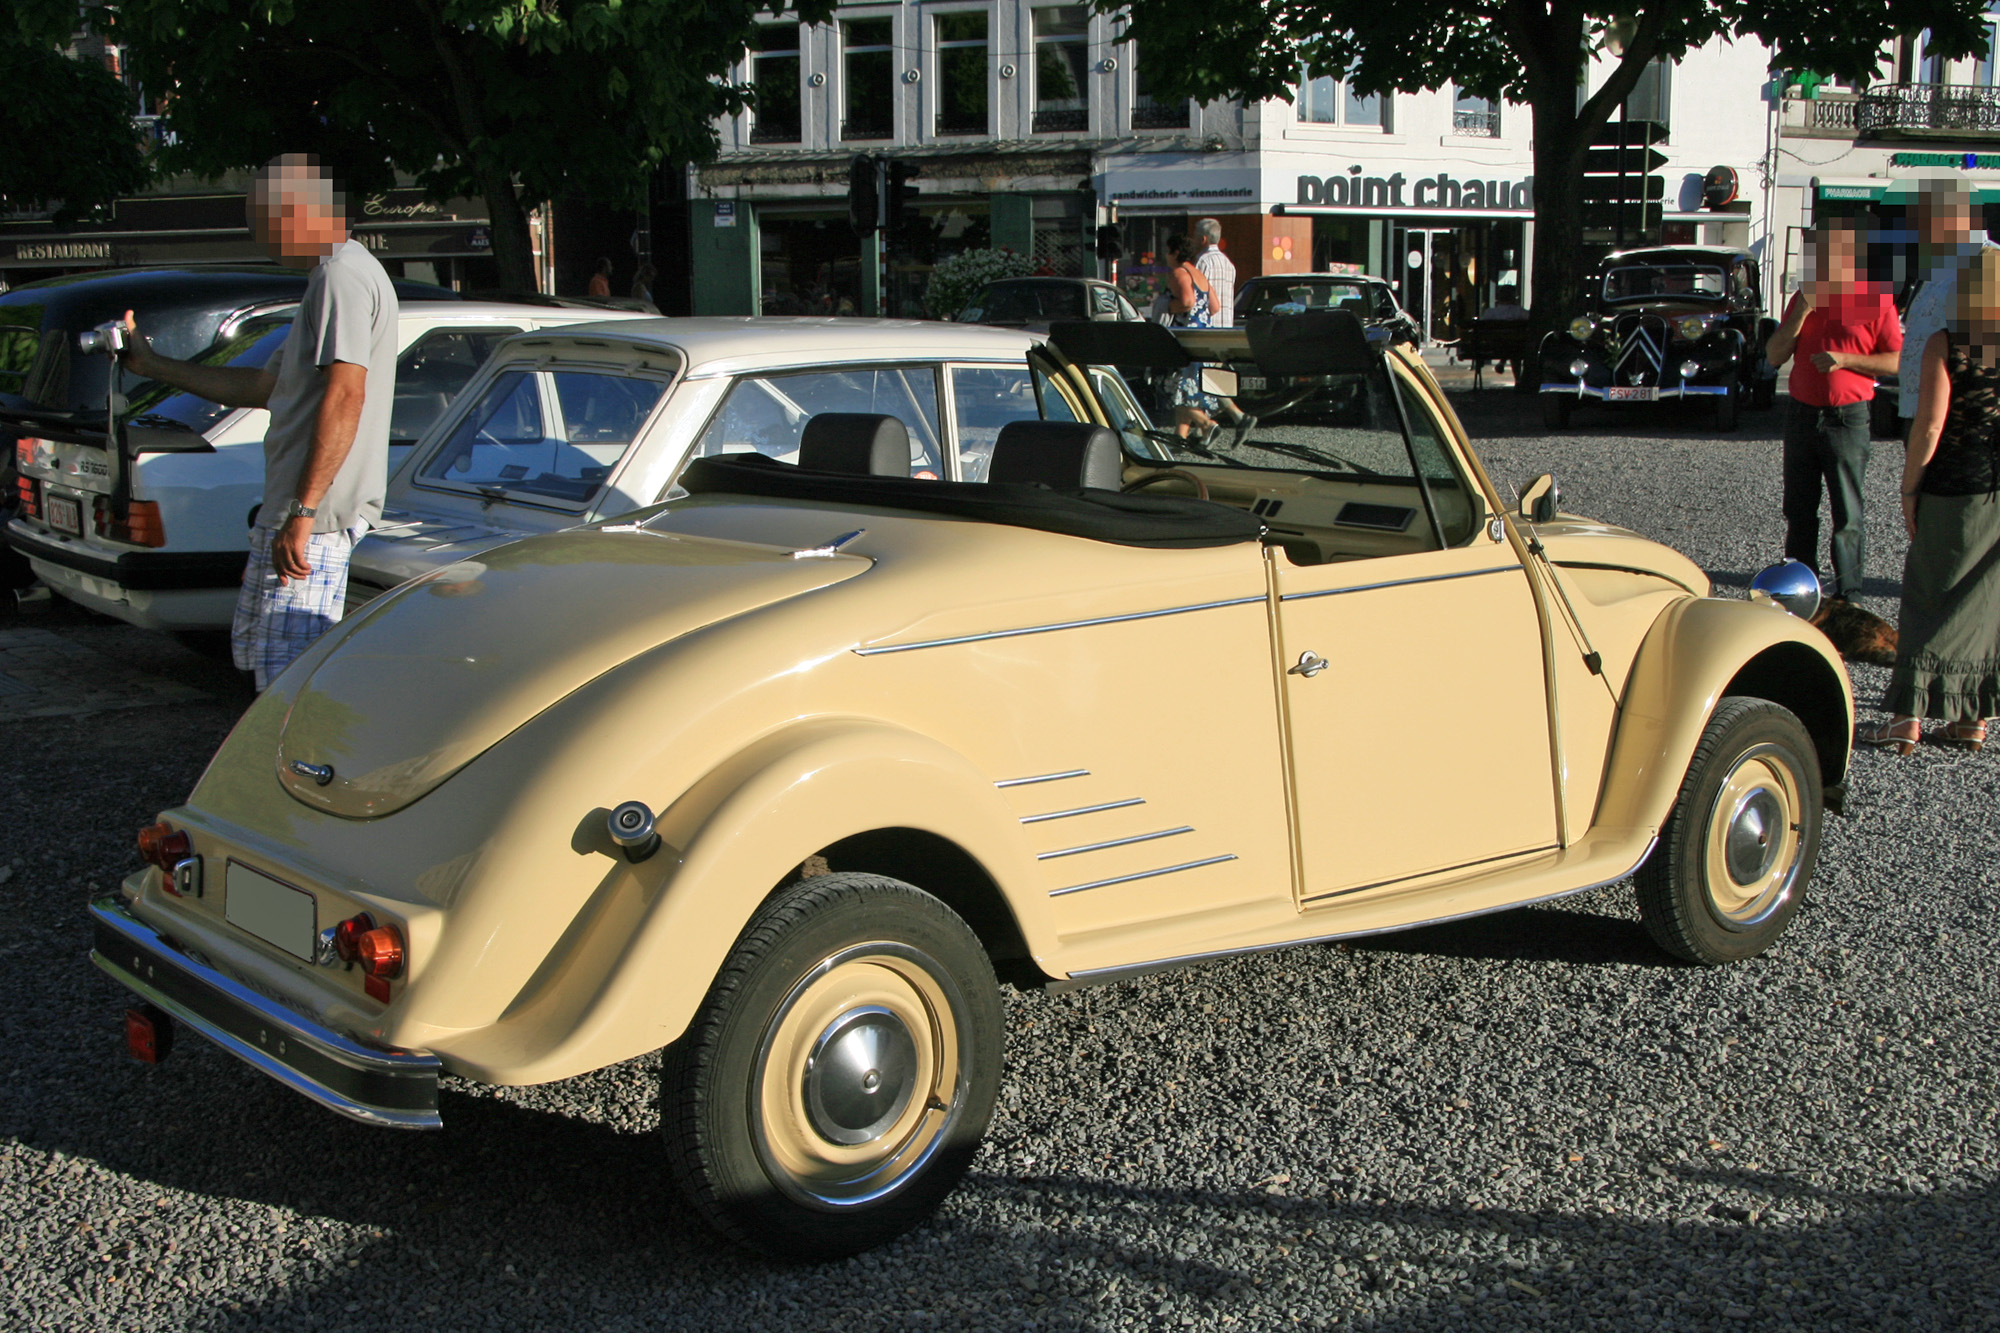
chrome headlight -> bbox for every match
[1676,315,1709,341]
[1569,358,1590,378]
[1679,359,1701,379]
[1568,316,1594,341]
[1749,558,1822,620]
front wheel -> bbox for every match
[1636,697,1822,964]
[1714,375,1741,431]
[661,873,1004,1261]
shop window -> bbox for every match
[752,23,802,143]
[1979,22,1998,85]
[935,12,990,136]
[842,17,895,141]
[1452,88,1498,137]
[1031,194,1087,276]
[1131,44,1188,129]
[1033,7,1091,133]
[1298,69,1387,129]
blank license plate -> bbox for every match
[225,861,317,959]
[1606,386,1658,402]
[1239,376,1268,391]
[44,493,82,536]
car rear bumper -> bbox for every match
[89,895,441,1129]
[6,517,246,590]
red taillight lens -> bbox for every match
[95,498,166,548]
[353,925,404,979]
[125,1005,175,1063]
[13,475,37,520]
[137,821,191,870]
[332,912,376,963]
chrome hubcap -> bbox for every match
[1724,787,1783,886]
[805,1007,918,1146]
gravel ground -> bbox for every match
[2,392,1995,1332]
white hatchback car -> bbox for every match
[347,318,1146,602]
[7,302,649,633]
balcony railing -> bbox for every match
[1857,82,2000,137]
[840,118,893,141]
[749,118,801,144]
[934,112,989,137]
[1132,100,1190,130]
[1032,107,1089,134]
[1452,108,1500,137]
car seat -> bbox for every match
[797,412,912,476]
[985,421,1123,491]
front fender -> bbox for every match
[1592,595,1854,834]
[438,718,1046,1085]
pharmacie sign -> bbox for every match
[1296,169,1534,212]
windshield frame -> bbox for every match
[1600,263,1728,304]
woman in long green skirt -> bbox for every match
[1861,247,2000,753]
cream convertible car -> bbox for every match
[90,314,1852,1260]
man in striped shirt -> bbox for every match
[1194,218,1236,328]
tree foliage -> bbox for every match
[1109,0,1992,328]
[0,1,152,222]
[114,0,835,289]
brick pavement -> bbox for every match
[0,626,208,719]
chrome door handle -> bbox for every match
[1288,650,1329,678]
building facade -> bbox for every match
[689,5,1772,338]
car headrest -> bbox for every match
[797,413,910,476]
[987,421,1124,491]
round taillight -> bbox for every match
[333,913,376,964]
[354,925,404,979]
[137,822,191,870]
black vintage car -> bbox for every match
[1539,245,1776,431]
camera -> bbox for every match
[76,321,129,356]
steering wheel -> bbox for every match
[1122,468,1210,501]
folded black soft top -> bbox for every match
[678,452,1265,550]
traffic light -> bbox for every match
[1095,224,1123,261]
[848,155,880,236]
[884,160,921,238]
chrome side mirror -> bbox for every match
[1200,366,1239,398]
[1749,558,1822,620]
[1519,473,1559,525]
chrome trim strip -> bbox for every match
[1300,844,1560,905]
[1021,797,1145,824]
[995,769,1090,788]
[1064,837,1658,981]
[854,595,1266,656]
[1038,826,1194,860]
[1278,565,1517,603]
[89,897,442,1130]
[1050,854,1237,898]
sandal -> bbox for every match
[1945,720,1988,752]
[1856,716,1921,756]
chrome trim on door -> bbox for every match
[1050,854,1238,898]
[995,769,1090,788]
[1277,564,1518,603]
[854,595,1266,656]
[1038,826,1194,860]
[1020,797,1145,824]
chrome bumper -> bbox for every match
[1541,382,1731,399]
[89,895,441,1129]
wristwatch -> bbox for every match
[283,499,318,521]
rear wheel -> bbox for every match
[1541,393,1573,430]
[661,873,1004,1261]
[1636,697,1822,964]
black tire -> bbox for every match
[661,872,1004,1261]
[1635,697,1822,965]
[1714,375,1740,431]
[1541,393,1572,430]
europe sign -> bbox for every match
[1296,171,1533,212]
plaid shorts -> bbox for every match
[232,522,364,690]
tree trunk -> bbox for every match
[480,173,538,294]
[1527,97,1587,339]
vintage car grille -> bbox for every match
[1612,314,1670,386]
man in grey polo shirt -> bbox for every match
[121,154,398,688]
[1898,179,1997,426]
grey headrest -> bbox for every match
[987,421,1124,491]
[797,413,910,476]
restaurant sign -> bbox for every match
[1297,170,1534,212]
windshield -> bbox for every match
[418,365,673,506]
[1241,281,1382,319]
[960,283,1086,323]
[125,314,293,434]
[1602,264,1726,302]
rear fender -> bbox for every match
[444,719,1045,1084]
[1593,596,1853,833]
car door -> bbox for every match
[1271,358,1558,906]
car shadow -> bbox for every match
[1342,896,1673,969]
[1442,386,1788,442]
